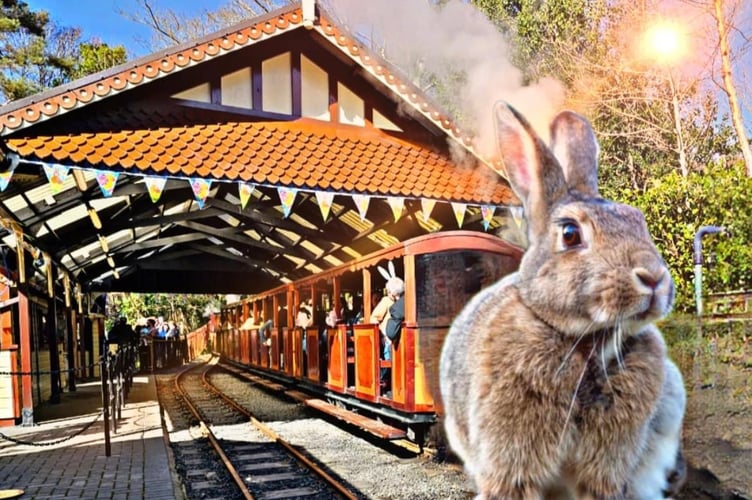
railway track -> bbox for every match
[164,357,356,499]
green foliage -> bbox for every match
[70,42,127,80]
[106,293,224,333]
[0,0,47,36]
[0,1,126,101]
[610,161,751,312]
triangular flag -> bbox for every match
[481,205,496,231]
[190,178,212,209]
[277,187,297,218]
[42,164,70,194]
[387,197,404,222]
[239,183,255,209]
[144,176,167,203]
[420,199,436,222]
[95,170,119,197]
[0,163,15,192]
[353,194,370,221]
[315,191,335,221]
[451,202,467,228]
[510,205,524,229]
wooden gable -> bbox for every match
[0,1,517,294]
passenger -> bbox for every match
[385,293,405,346]
[296,300,314,370]
[259,317,273,346]
[341,295,363,327]
[370,273,405,367]
[325,308,339,328]
[353,296,364,325]
[165,321,179,338]
[277,306,288,328]
[107,316,133,350]
[146,318,158,338]
[296,299,314,329]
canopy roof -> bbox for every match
[0,1,517,295]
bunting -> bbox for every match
[277,187,297,218]
[190,178,212,209]
[238,183,255,209]
[43,164,70,194]
[144,176,167,203]
[95,170,119,197]
[386,197,404,222]
[0,163,15,192]
[352,194,370,221]
[420,199,436,222]
[315,191,335,221]
[451,202,466,228]
[25,162,515,233]
[481,205,496,231]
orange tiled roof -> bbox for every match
[0,3,498,170]
[7,115,511,204]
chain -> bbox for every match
[0,409,104,447]
[0,362,100,377]
[0,347,137,376]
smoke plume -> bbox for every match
[324,0,565,158]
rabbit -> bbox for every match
[439,102,686,500]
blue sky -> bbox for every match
[27,0,222,56]
[25,0,750,132]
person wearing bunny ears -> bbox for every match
[370,262,404,388]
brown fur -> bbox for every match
[439,104,685,499]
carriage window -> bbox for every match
[415,250,519,327]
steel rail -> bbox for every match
[174,361,255,500]
[202,360,359,500]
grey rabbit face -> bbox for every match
[496,103,675,338]
[518,198,676,337]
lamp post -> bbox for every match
[693,225,725,317]
[644,21,689,177]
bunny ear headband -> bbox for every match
[377,261,397,282]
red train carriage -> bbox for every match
[190,230,522,443]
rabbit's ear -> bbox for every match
[550,110,600,197]
[377,266,391,281]
[387,261,396,279]
[494,102,567,237]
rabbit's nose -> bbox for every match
[633,267,665,291]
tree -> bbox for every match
[0,1,127,102]
[616,161,751,312]
[711,0,752,177]
[71,41,127,80]
[470,0,736,191]
[120,0,292,51]
[106,292,225,333]
[0,0,55,100]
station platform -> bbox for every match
[0,375,181,500]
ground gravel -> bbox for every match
[209,369,475,499]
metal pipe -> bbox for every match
[693,225,725,317]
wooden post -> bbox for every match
[18,292,33,426]
[363,269,372,320]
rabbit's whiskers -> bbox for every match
[613,319,626,371]
[556,321,597,377]
[559,341,597,450]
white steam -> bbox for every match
[324,0,565,157]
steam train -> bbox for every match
[187,230,522,443]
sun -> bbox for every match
[644,21,686,65]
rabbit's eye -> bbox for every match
[561,222,582,248]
